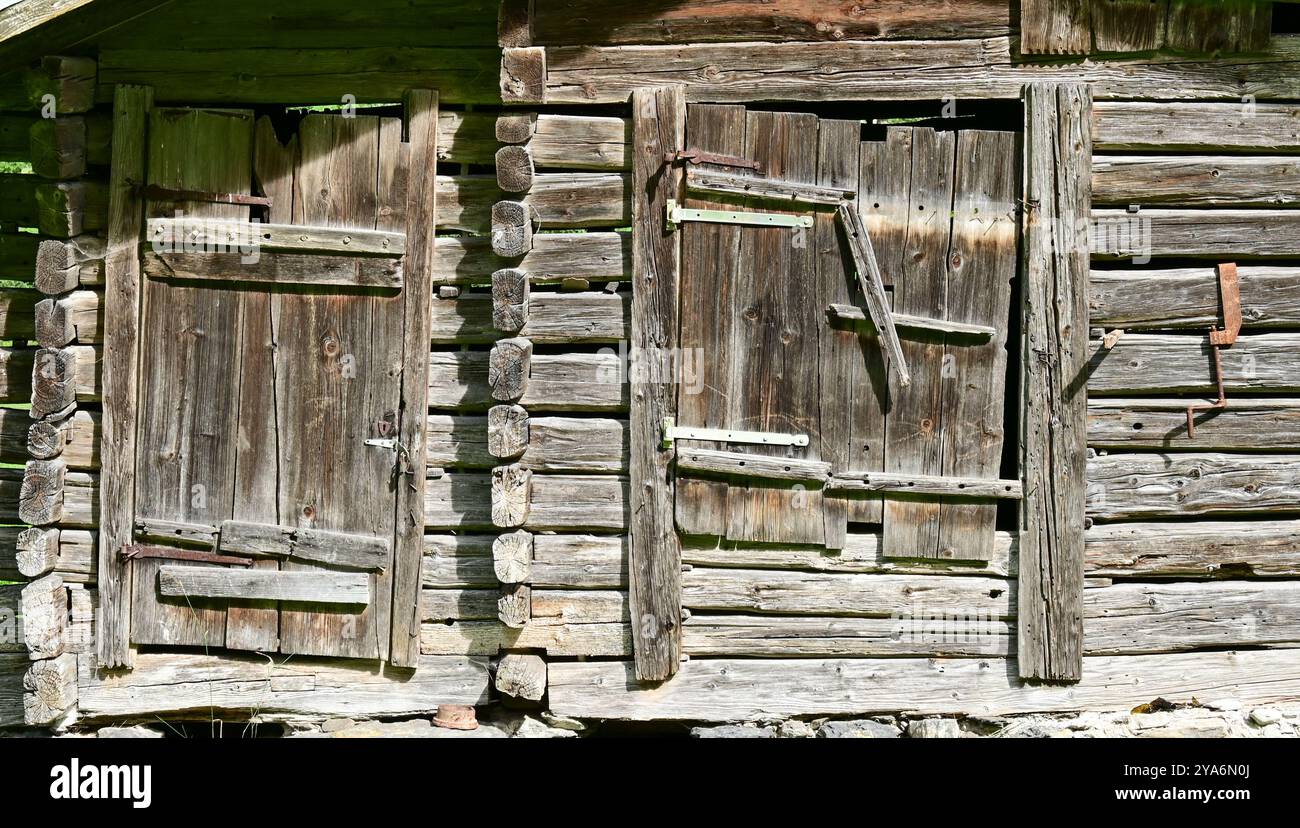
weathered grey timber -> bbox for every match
[491,267,529,333]
[828,472,1022,499]
[217,521,389,571]
[1094,156,1300,207]
[486,405,529,460]
[425,473,627,532]
[491,464,532,527]
[1088,334,1300,394]
[429,350,627,412]
[1087,453,1300,520]
[498,583,531,628]
[1018,83,1091,682]
[34,289,98,346]
[433,232,629,286]
[1084,520,1300,577]
[686,168,854,206]
[21,573,67,659]
[146,218,405,256]
[1089,266,1300,331]
[488,337,532,401]
[432,290,627,344]
[96,83,149,669]
[678,448,831,483]
[1092,101,1300,152]
[495,653,546,700]
[495,144,534,192]
[1089,398,1300,450]
[158,566,370,605]
[490,200,533,257]
[683,614,1014,658]
[143,250,404,288]
[35,235,104,294]
[492,530,533,584]
[828,303,997,339]
[629,86,686,681]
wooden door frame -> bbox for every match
[95,85,438,670]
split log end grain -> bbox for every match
[500,47,546,104]
[488,337,532,402]
[497,583,532,628]
[21,573,67,660]
[30,347,76,418]
[495,652,546,700]
[491,463,533,528]
[16,527,60,579]
[491,267,530,332]
[495,112,537,144]
[492,529,534,583]
[490,200,534,258]
[35,236,104,295]
[18,458,66,526]
[495,145,535,193]
[487,403,529,459]
[26,418,67,460]
[22,652,77,726]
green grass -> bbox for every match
[0,160,32,174]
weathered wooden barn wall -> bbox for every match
[2,0,1300,727]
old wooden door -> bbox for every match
[98,93,437,667]
[673,105,1018,561]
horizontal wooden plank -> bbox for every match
[542,36,1300,104]
[430,291,628,344]
[98,48,502,105]
[1089,398,1300,451]
[434,232,629,286]
[677,448,831,483]
[1089,266,1300,330]
[422,533,627,588]
[531,114,629,170]
[682,531,1015,578]
[1084,580,1300,655]
[0,231,41,279]
[1088,333,1300,394]
[424,473,628,531]
[1093,156,1300,208]
[1085,519,1300,577]
[437,173,629,233]
[427,415,626,472]
[143,250,403,288]
[683,568,1013,618]
[829,472,1022,499]
[683,614,1013,658]
[427,350,628,411]
[1093,101,1300,152]
[1088,453,1300,520]
[531,0,1013,45]
[75,652,489,721]
[687,168,854,206]
[0,346,33,402]
[423,587,626,623]
[1092,209,1300,259]
[218,520,388,571]
[548,649,1300,720]
[420,620,630,656]
[158,566,371,604]
[147,218,405,256]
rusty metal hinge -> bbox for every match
[663,147,764,174]
[121,544,253,567]
[1186,263,1241,438]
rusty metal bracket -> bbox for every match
[135,183,273,208]
[663,147,764,174]
[121,544,253,567]
[1186,263,1241,438]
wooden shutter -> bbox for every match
[97,92,437,667]
[672,107,1018,562]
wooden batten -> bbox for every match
[143,249,404,289]
[1018,83,1091,683]
[679,448,830,483]
[157,566,371,605]
[217,520,389,571]
[146,217,405,257]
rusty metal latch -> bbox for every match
[1186,263,1241,438]
[366,437,415,480]
[663,147,764,174]
[121,544,253,567]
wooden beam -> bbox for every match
[1088,333,1300,394]
[497,583,531,628]
[486,404,529,460]
[1093,101,1300,153]
[434,231,629,286]
[547,649,1300,721]
[837,202,909,387]
[390,88,440,669]
[142,250,403,288]
[1085,519,1300,578]
[490,200,533,257]
[19,458,66,525]
[628,86,685,682]
[146,217,404,257]
[1088,452,1300,520]
[495,144,534,193]
[686,168,854,206]
[35,235,104,294]
[1089,398,1300,450]
[491,267,529,333]
[217,520,389,571]
[1019,83,1090,683]
[432,290,627,345]
[428,350,628,412]
[828,472,1023,499]
[1022,0,1092,54]
[678,448,831,483]
[97,83,151,670]
[1093,155,1300,208]
[1092,208,1300,259]
[158,566,370,604]
[1089,265,1300,331]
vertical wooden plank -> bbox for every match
[1090,0,1168,53]
[630,85,685,682]
[1021,0,1092,54]
[132,107,254,649]
[390,88,438,668]
[277,114,402,661]
[225,116,297,653]
[96,84,150,669]
[881,127,956,560]
[674,104,745,538]
[723,110,824,546]
[935,129,1018,561]
[814,119,860,549]
[849,133,912,526]
[1019,83,1091,683]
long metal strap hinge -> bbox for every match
[667,199,813,231]
[662,417,809,449]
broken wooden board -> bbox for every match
[158,566,370,605]
[218,520,389,571]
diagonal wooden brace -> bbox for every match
[836,202,910,388]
